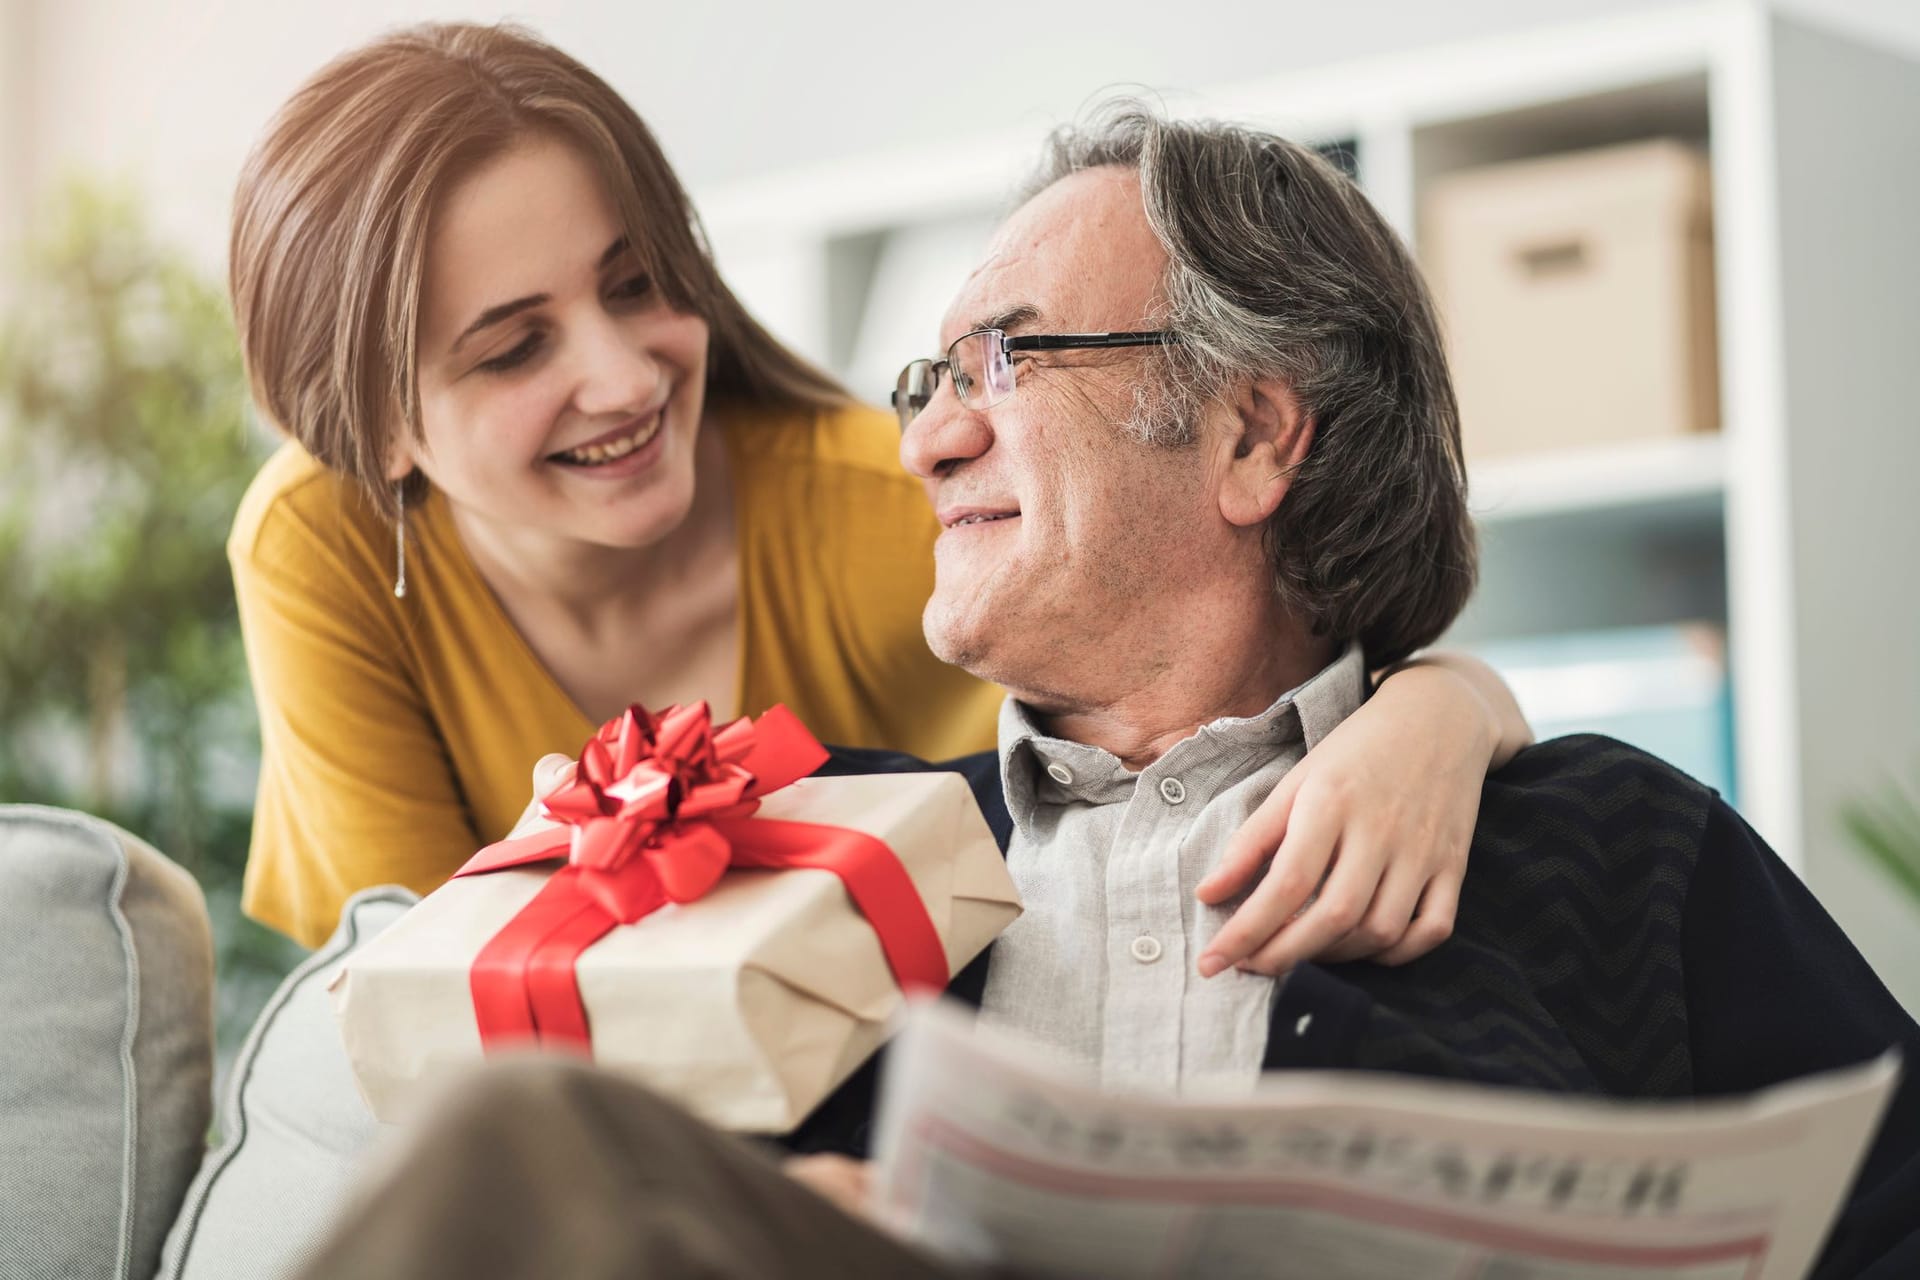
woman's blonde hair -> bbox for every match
[230,21,848,520]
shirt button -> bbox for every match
[1046,762,1074,786]
[1129,935,1163,964]
[1159,777,1186,805]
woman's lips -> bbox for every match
[547,410,663,466]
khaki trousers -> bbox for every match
[295,1056,975,1280]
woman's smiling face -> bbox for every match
[405,133,712,552]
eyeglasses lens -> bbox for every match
[951,330,1014,410]
[893,360,935,431]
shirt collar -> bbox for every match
[997,642,1369,831]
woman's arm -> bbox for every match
[233,497,482,948]
[1381,650,1533,769]
[1196,650,1532,976]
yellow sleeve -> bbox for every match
[229,467,478,947]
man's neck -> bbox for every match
[1020,596,1336,772]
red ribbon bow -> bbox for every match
[454,702,950,1051]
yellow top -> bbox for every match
[230,400,1002,947]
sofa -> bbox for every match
[0,805,414,1280]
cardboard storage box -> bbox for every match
[1422,139,1719,462]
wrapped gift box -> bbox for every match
[329,708,1020,1133]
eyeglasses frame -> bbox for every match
[891,328,1180,430]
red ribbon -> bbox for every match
[453,702,950,1052]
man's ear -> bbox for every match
[1218,379,1313,528]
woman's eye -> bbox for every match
[477,332,543,374]
[610,273,653,302]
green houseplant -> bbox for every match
[0,181,300,1052]
[1845,775,1920,909]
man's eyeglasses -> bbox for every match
[891,328,1179,431]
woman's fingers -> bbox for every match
[532,753,577,798]
[1316,860,1432,964]
[783,1155,873,1220]
[1372,872,1462,966]
[1198,796,1344,977]
[1196,767,1304,905]
[507,754,578,839]
[1231,840,1393,977]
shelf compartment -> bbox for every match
[1468,433,1724,522]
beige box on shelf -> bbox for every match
[1422,139,1720,463]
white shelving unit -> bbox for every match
[696,1,1920,1007]
[1469,436,1726,523]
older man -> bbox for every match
[295,107,1919,1280]
[894,119,1472,1096]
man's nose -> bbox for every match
[900,392,994,480]
[571,314,661,418]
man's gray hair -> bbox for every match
[1024,101,1477,666]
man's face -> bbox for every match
[900,167,1234,706]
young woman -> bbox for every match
[227,22,1529,963]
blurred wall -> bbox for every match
[0,1,30,270]
[11,0,1920,273]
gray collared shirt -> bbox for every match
[979,645,1367,1094]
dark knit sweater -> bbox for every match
[788,736,1920,1278]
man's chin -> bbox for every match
[922,602,998,679]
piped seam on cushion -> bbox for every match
[100,815,141,1280]
[155,887,413,1280]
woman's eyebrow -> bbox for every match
[450,294,548,355]
[449,236,632,355]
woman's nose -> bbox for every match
[571,314,662,418]
[900,392,994,480]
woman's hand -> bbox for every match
[1195,652,1532,977]
[506,753,578,839]
[784,1155,874,1221]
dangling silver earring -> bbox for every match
[392,482,408,599]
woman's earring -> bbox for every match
[393,482,408,599]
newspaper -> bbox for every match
[869,997,1900,1280]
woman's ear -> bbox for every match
[1218,380,1314,528]
[384,436,419,483]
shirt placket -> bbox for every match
[1099,768,1195,1092]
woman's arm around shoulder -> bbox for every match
[1198,650,1532,976]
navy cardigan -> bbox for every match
[786,736,1920,1278]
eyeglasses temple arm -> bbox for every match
[1008,332,1179,351]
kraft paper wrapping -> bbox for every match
[329,770,1020,1132]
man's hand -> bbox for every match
[506,753,577,839]
[1194,657,1521,977]
[783,1154,874,1221]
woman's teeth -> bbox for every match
[554,414,661,465]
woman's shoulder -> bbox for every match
[724,398,939,572]
[722,398,920,489]
[229,439,389,589]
